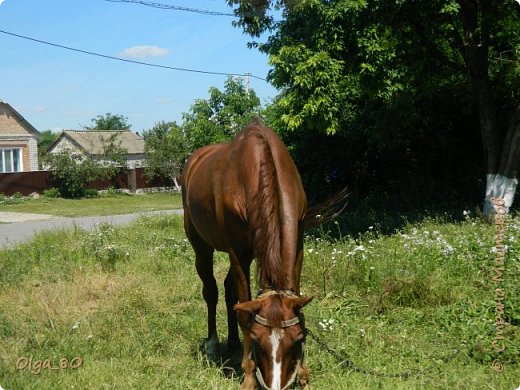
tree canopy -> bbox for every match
[229,0,520,209]
[143,121,188,189]
[84,113,132,130]
[182,76,262,151]
[37,130,59,168]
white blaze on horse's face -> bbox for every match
[269,328,284,390]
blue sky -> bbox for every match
[0,0,277,133]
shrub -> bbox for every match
[104,186,118,197]
[85,188,99,198]
[43,152,92,198]
[42,188,61,198]
[44,137,128,199]
[0,194,27,205]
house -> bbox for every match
[47,130,146,169]
[0,100,41,172]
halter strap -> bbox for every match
[256,289,296,299]
[254,289,301,328]
[255,358,301,390]
[255,314,300,328]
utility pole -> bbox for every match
[244,73,251,95]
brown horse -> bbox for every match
[181,120,312,389]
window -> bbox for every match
[0,148,23,173]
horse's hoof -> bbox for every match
[205,336,220,361]
[240,374,257,390]
[228,340,242,352]
[226,347,242,365]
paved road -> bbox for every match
[0,209,183,248]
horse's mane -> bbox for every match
[265,294,283,328]
[246,121,286,290]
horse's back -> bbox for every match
[181,121,306,257]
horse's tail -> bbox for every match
[303,187,350,229]
[248,128,285,289]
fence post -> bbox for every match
[128,168,137,194]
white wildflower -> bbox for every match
[443,245,454,256]
[319,318,335,331]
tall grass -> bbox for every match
[0,214,518,389]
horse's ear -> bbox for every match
[234,299,263,313]
[291,295,313,310]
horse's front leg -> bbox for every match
[224,268,241,351]
[228,251,256,390]
[194,243,219,360]
[239,332,257,390]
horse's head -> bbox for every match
[235,290,313,390]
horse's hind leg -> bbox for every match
[193,241,219,360]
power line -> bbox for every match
[0,29,267,81]
[103,0,235,17]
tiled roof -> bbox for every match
[0,101,41,137]
[62,130,144,155]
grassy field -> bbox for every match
[0,193,182,217]
[0,213,518,389]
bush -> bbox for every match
[44,139,128,199]
[43,152,90,198]
[0,193,28,205]
[42,188,61,198]
[103,186,119,197]
[85,188,99,198]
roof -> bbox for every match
[0,100,41,137]
[50,130,145,155]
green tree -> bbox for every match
[44,133,128,198]
[85,113,131,130]
[94,132,129,181]
[37,130,59,168]
[143,121,188,190]
[43,151,99,198]
[182,76,262,151]
[228,0,520,212]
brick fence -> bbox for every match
[0,168,170,196]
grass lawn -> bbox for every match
[0,193,182,217]
[0,214,518,389]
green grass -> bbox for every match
[0,215,518,389]
[0,193,182,217]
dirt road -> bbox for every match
[0,209,183,248]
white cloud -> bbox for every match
[0,0,6,6]
[156,97,174,104]
[118,45,170,59]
